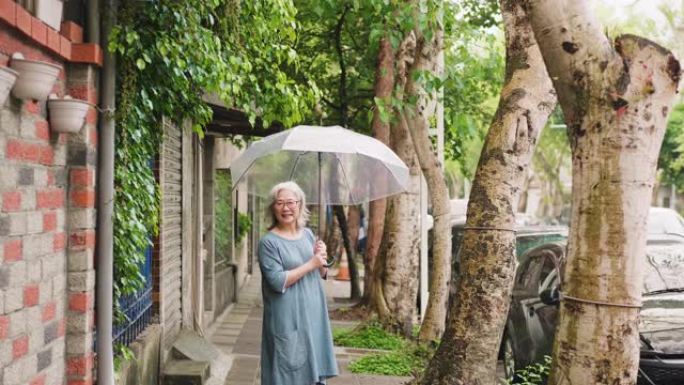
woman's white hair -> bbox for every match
[267,181,310,229]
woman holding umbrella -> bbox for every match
[258,181,338,385]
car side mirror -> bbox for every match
[540,287,560,306]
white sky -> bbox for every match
[595,0,680,31]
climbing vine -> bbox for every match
[109,0,317,323]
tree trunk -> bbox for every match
[372,33,421,336]
[419,0,556,383]
[333,205,362,300]
[403,28,451,342]
[374,116,422,336]
[363,36,394,306]
[524,1,681,383]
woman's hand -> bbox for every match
[313,239,327,258]
[313,240,328,279]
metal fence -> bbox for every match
[112,244,154,346]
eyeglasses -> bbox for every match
[274,200,300,209]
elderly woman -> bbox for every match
[258,181,339,385]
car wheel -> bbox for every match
[502,331,518,383]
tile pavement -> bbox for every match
[209,271,411,385]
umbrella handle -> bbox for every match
[314,236,337,268]
[324,255,337,268]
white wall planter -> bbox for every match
[48,97,91,133]
[0,66,19,106]
[10,55,62,101]
[35,0,64,31]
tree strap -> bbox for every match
[560,291,642,308]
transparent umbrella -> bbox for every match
[230,125,409,262]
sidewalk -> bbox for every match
[209,270,412,385]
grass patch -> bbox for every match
[348,343,434,376]
[333,321,405,351]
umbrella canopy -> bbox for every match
[230,125,409,205]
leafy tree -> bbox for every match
[661,103,684,191]
[110,0,316,318]
[524,0,680,383]
[418,0,556,382]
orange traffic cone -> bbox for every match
[335,248,351,281]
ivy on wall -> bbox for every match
[109,0,317,324]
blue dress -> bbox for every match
[258,228,339,385]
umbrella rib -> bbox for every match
[288,151,307,181]
[333,153,358,204]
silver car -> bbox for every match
[502,208,684,384]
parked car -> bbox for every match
[448,217,568,276]
[502,208,684,384]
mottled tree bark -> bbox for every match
[419,1,556,383]
[363,37,394,306]
[372,33,421,336]
[403,28,451,342]
[523,1,681,384]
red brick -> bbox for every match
[42,302,56,322]
[36,189,64,209]
[43,211,57,231]
[24,100,41,114]
[69,230,96,250]
[31,17,47,45]
[67,354,93,376]
[24,285,39,307]
[70,189,96,208]
[15,5,30,36]
[67,379,93,385]
[39,146,54,165]
[6,139,55,165]
[60,21,83,43]
[12,335,28,358]
[3,238,22,262]
[60,35,71,60]
[85,108,97,126]
[68,292,91,312]
[35,120,50,141]
[0,0,16,26]
[68,85,97,104]
[71,43,102,66]
[46,27,61,54]
[29,374,46,385]
[53,232,66,251]
[0,316,8,339]
[2,191,21,212]
[70,169,94,186]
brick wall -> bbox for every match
[0,4,100,385]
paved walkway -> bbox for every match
[209,271,412,385]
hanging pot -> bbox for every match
[0,66,19,106]
[10,55,62,101]
[35,0,64,31]
[47,96,92,133]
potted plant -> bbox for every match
[0,66,19,106]
[47,95,92,133]
[34,0,64,31]
[10,54,62,101]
